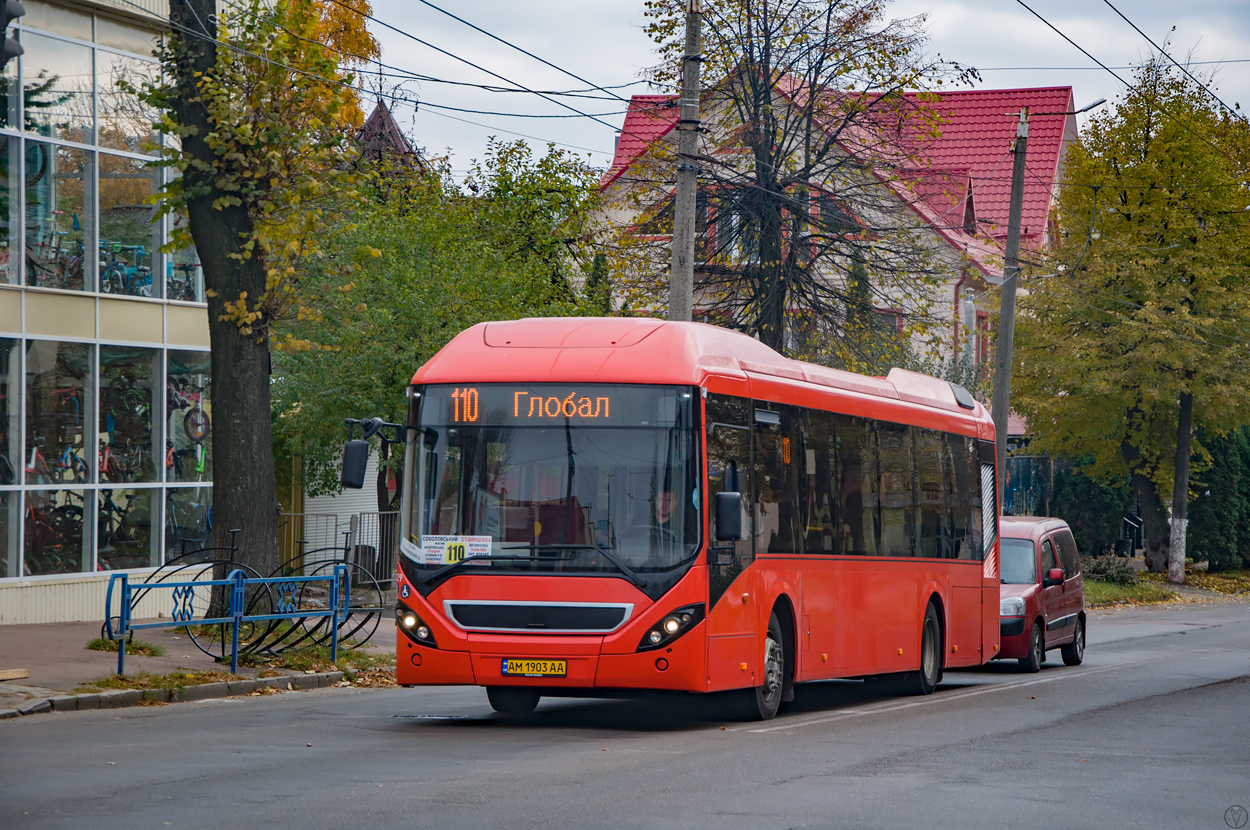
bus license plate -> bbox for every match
[502,659,566,677]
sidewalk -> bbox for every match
[0,618,396,718]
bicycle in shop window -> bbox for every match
[98,490,154,569]
[49,386,85,447]
[24,444,56,486]
[99,242,152,297]
[165,494,211,558]
[169,261,201,302]
[101,377,155,483]
[23,490,84,575]
[167,376,211,445]
[57,446,89,484]
[166,443,207,481]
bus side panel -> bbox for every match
[705,567,759,692]
[948,561,986,668]
[798,564,837,681]
[707,634,758,692]
[948,585,983,667]
[983,581,1000,662]
[834,560,918,676]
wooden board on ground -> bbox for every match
[0,668,31,681]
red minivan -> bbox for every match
[998,517,1086,672]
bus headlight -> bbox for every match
[637,604,705,652]
[1000,597,1025,617]
[396,604,437,647]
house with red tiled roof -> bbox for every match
[600,85,1078,364]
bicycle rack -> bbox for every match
[105,564,349,675]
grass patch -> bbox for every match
[1085,580,1177,608]
[237,643,395,675]
[1140,568,1250,595]
[85,637,166,657]
[75,668,240,692]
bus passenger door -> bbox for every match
[705,395,757,692]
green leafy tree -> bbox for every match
[142,0,377,575]
[1012,59,1250,582]
[1187,427,1250,572]
[614,0,976,356]
[273,143,603,500]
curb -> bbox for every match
[1,671,346,718]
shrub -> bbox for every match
[1050,467,1131,556]
[1082,555,1136,586]
[1187,427,1250,572]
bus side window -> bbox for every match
[946,433,974,559]
[878,422,915,557]
[835,414,878,556]
[707,393,753,606]
[755,403,804,554]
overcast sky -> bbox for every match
[366,0,1250,175]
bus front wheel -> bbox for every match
[486,687,541,715]
[736,613,786,721]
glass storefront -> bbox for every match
[0,341,211,576]
[100,345,159,483]
[165,485,211,561]
[25,340,92,485]
[0,5,215,584]
[0,5,206,300]
[167,349,211,483]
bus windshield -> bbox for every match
[403,384,699,579]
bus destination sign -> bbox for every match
[422,384,687,427]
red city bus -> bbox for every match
[356,318,1000,720]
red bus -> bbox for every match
[363,318,999,720]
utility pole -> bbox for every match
[990,108,1028,509]
[668,0,703,322]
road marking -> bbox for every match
[737,660,1143,734]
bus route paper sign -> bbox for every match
[419,535,492,565]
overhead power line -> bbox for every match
[1012,0,1244,165]
[976,58,1250,71]
[1100,0,1250,127]
[321,0,628,136]
[112,0,617,155]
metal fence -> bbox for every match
[278,511,397,585]
[346,512,398,587]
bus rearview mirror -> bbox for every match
[341,439,369,489]
[715,492,744,541]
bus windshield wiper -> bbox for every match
[427,544,648,590]
[426,554,545,583]
[512,543,649,590]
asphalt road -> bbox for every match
[3,600,1249,830]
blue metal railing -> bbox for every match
[105,565,349,675]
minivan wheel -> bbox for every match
[486,687,541,715]
[1061,617,1085,666]
[1019,621,1043,673]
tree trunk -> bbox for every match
[1168,391,1194,584]
[1133,471,1170,572]
[171,0,280,580]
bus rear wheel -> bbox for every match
[736,613,785,721]
[486,687,540,715]
[875,602,943,696]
